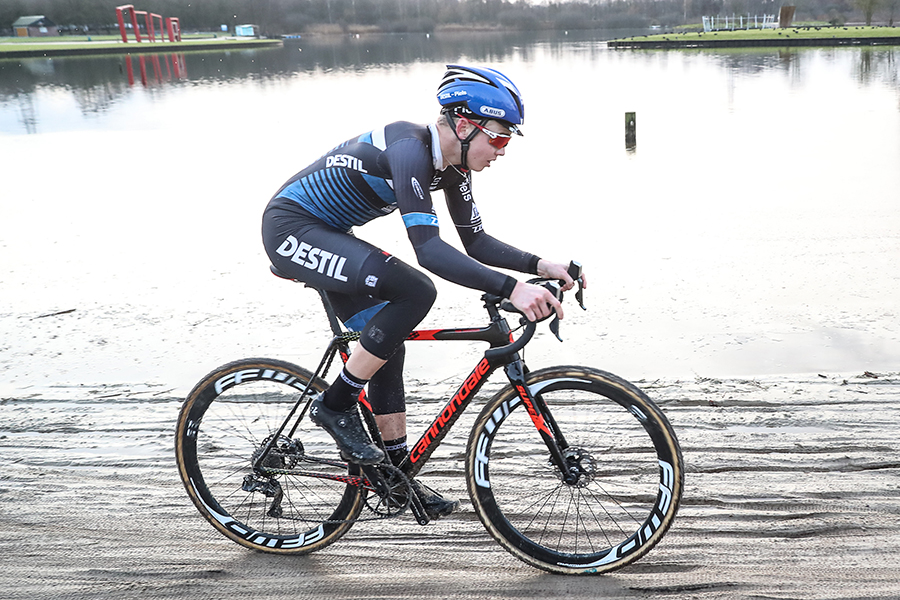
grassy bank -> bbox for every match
[609,25,900,48]
[0,36,282,58]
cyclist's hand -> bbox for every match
[510,281,564,322]
[537,259,587,291]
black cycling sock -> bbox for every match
[383,435,408,467]
[324,367,368,412]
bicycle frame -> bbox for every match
[178,260,684,571]
[396,321,572,481]
[254,283,575,489]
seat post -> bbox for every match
[270,264,345,336]
[308,285,344,337]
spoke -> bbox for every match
[538,486,563,547]
[574,485,614,548]
[556,486,573,551]
[570,487,602,553]
[466,368,682,572]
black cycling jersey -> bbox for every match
[270,121,540,299]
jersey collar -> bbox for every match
[428,123,443,171]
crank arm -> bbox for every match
[360,463,391,497]
[408,490,430,526]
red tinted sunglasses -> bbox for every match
[459,116,512,149]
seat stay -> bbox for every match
[250,335,349,472]
[282,337,342,440]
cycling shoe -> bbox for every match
[411,479,459,520]
[309,393,385,465]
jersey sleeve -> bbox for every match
[444,173,541,275]
[383,138,518,298]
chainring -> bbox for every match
[364,463,412,517]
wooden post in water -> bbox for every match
[625,112,636,150]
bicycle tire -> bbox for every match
[175,358,366,554]
[465,366,683,574]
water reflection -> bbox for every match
[854,47,899,87]
[2,32,900,128]
[124,53,187,86]
[623,45,900,90]
[2,31,899,382]
[0,31,611,97]
[10,93,37,134]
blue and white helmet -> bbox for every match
[437,65,524,135]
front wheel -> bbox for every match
[175,358,366,554]
[465,366,683,574]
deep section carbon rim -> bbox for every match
[175,359,365,554]
[466,366,683,574]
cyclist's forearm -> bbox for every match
[414,237,517,298]
[462,233,540,275]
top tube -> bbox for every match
[270,263,547,365]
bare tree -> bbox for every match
[885,0,898,24]
[855,0,882,24]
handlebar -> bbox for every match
[482,260,586,359]
[483,320,537,362]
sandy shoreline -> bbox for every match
[1,370,897,599]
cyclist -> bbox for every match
[262,65,583,519]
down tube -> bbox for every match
[404,356,498,477]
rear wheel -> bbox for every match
[465,366,683,574]
[175,358,366,553]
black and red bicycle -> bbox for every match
[174,262,683,575]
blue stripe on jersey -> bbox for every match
[344,301,389,332]
[305,173,356,229]
[276,128,402,230]
[329,170,384,224]
[361,173,397,206]
[402,212,439,228]
[307,172,353,227]
[320,170,360,218]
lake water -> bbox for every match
[1,31,898,398]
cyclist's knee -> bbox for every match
[373,256,436,314]
[407,269,437,312]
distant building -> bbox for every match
[13,15,59,37]
[235,24,259,37]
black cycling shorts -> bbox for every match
[262,197,436,360]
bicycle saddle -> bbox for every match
[269,264,296,281]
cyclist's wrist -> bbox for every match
[527,255,541,275]
[500,275,518,299]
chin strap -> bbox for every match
[447,111,479,172]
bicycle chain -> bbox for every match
[257,459,413,524]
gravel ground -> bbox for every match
[2,371,897,599]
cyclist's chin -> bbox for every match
[470,158,493,172]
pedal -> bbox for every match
[408,488,431,526]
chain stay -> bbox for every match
[256,460,413,524]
